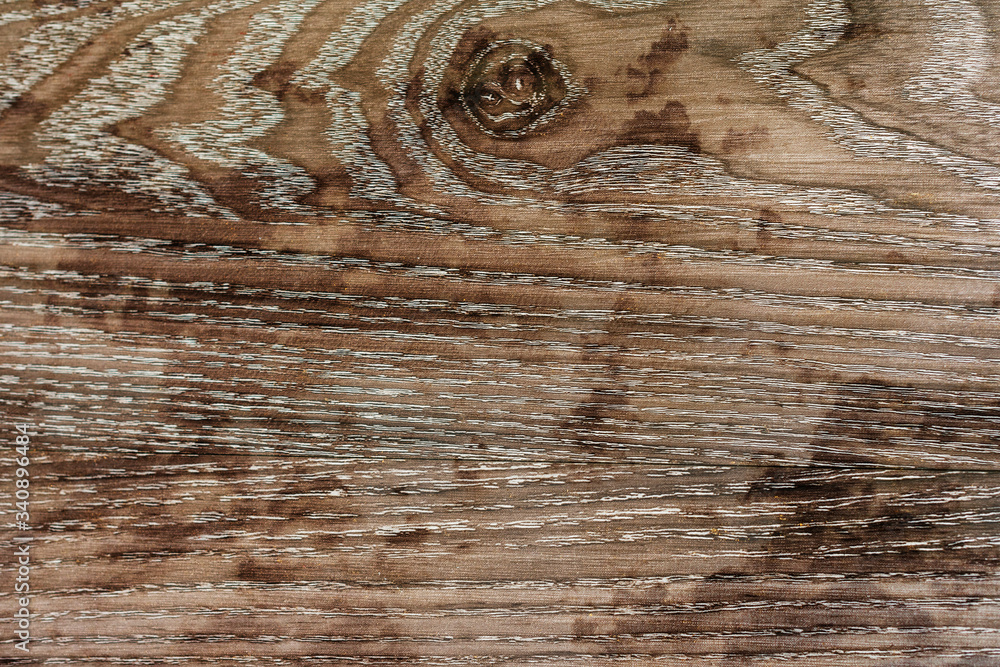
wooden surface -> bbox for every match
[1,0,1000,663]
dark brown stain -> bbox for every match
[272,78,327,105]
[621,101,700,152]
[406,70,425,113]
[563,386,629,429]
[572,616,600,638]
[4,92,50,124]
[200,172,266,214]
[720,125,771,153]
[755,31,779,50]
[840,20,885,42]
[453,461,480,481]
[755,207,781,249]
[236,557,291,583]
[385,527,432,545]
[808,378,994,458]
[558,297,639,455]
[757,208,782,226]
[626,20,689,102]
[743,463,944,574]
[250,60,300,101]
[716,373,1000,589]
[643,20,689,66]
[840,0,886,42]
[571,569,941,647]
[625,66,657,102]
[884,249,907,264]
[846,74,867,92]
[604,213,654,244]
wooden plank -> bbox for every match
[0,0,998,662]
[3,452,1000,663]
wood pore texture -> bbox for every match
[1,0,1000,664]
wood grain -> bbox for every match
[8,452,1000,664]
[1,0,999,662]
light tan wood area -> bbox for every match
[1,0,999,663]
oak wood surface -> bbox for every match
[1,0,999,663]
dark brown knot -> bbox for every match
[460,41,568,137]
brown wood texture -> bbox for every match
[1,0,1000,663]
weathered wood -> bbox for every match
[1,0,999,662]
[5,452,1000,663]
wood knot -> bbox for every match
[459,41,569,138]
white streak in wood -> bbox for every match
[23,0,268,219]
[0,190,83,220]
[0,14,115,113]
[0,0,104,28]
[740,0,1000,194]
[293,0,447,213]
[0,0,197,114]
[157,0,323,213]
[904,0,1000,127]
